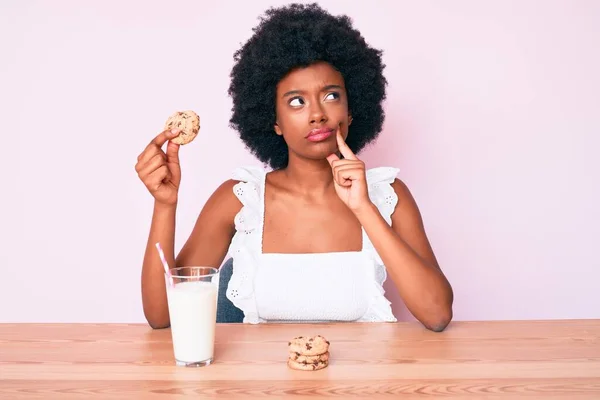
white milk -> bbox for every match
[166,280,218,365]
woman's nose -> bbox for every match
[309,103,327,124]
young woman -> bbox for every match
[135,3,453,331]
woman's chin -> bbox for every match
[308,142,338,157]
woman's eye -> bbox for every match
[289,97,304,107]
[325,92,340,101]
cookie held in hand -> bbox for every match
[163,110,200,145]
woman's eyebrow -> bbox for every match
[282,89,304,98]
[282,84,343,98]
[322,84,343,91]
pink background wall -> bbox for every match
[3,0,599,322]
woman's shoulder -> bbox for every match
[365,166,400,185]
[203,166,267,207]
[231,165,268,184]
[365,166,424,229]
[221,165,268,208]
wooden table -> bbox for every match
[1,320,599,399]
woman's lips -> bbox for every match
[306,128,334,142]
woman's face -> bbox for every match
[274,61,352,164]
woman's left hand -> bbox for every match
[326,127,373,213]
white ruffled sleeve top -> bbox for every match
[225,166,399,324]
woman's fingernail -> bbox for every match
[170,128,180,135]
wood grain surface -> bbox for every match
[1,320,599,399]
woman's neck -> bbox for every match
[276,157,335,197]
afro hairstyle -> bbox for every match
[228,3,387,169]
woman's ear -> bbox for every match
[274,122,283,136]
[348,115,353,126]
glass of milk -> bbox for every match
[165,266,219,367]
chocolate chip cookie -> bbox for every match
[289,351,330,364]
[288,335,330,357]
[287,358,329,371]
[163,110,200,145]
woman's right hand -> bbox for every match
[135,129,182,206]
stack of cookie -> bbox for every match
[287,335,330,371]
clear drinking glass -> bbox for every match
[165,266,219,367]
